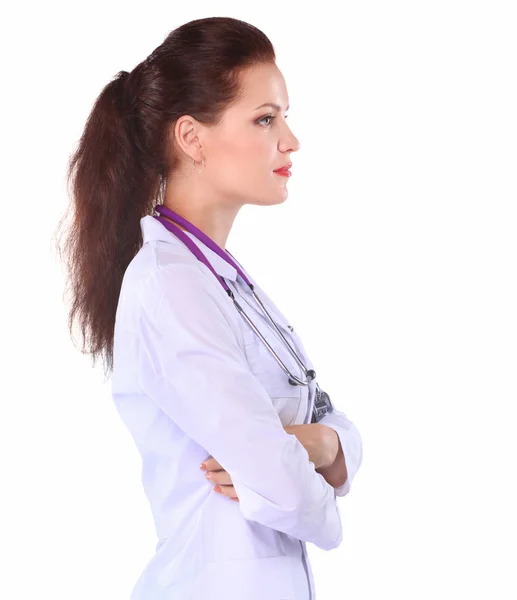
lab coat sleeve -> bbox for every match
[319,408,363,497]
[136,263,343,551]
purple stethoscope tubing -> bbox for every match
[152,204,316,386]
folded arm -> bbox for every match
[135,263,343,550]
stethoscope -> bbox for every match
[152,204,334,420]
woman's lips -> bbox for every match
[273,161,292,177]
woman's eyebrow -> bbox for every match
[253,102,289,111]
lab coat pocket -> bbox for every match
[199,555,294,600]
[269,395,301,427]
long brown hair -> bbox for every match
[54,17,276,379]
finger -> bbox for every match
[206,470,232,485]
[201,457,222,471]
[214,485,239,501]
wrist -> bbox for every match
[320,425,340,469]
[317,426,347,489]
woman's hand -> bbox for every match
[200,423,332,502]
[284,423,333,470]
[200,456,240,501]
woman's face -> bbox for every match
[201,62,301,207]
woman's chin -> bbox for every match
[246,185,289,206]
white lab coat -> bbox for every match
[111,215,363,599]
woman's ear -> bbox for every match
[173,115,204,163]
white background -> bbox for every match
[2,1,516,598]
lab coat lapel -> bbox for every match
[234,274,295,336]
[143,215,294,334]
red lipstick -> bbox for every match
[273,162,292,177]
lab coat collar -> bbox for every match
[140,215,294,331]
[140,215,238,282]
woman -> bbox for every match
[58,16,363,600]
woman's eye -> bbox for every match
[257,115,276,126]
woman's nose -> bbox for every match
[280,131,300,153]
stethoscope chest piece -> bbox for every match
[311,385,334,423]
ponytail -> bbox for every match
[55,67,161,376]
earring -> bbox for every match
[191,158,205,174]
